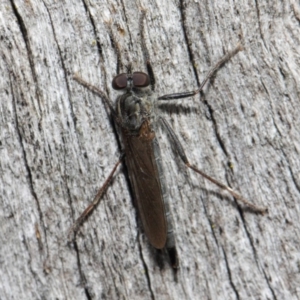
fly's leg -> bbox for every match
[160,117,267,214]
[68,154,124,242]
[73,74,123,126]
[105,18,127,74]
[158,44,243,100]
[140,10,156,90]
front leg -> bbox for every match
[158,44,243,101]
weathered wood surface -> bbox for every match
[1,0,300,299]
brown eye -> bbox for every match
[112,73,127,90]
[132,72,150,87]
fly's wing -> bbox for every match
[123,129,167,249]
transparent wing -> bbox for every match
[123,129,167,249]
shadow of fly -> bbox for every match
[69,11,267,269]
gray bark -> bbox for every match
[1,0,300,299]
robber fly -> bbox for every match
[69,11,267,269]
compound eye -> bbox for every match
[132,72,150,87]
[112,73,127,90]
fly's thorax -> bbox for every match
[116,88,158,132]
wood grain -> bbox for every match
[1,0,300,299]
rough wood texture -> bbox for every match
[1,0,300,299]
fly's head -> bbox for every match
[112,72,156,131]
